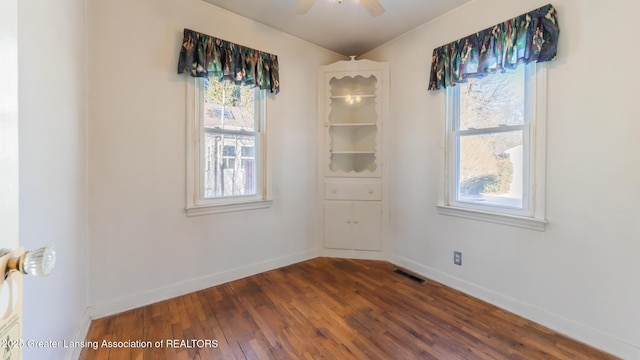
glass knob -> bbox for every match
[22,244,56,276]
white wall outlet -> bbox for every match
[454,251,462,266]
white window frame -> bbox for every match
[185,77,272,216]
[437,63,547,231]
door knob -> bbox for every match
[1,245,56,277]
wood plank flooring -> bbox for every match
[79,258,617,359]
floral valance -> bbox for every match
[428,4,559,90]
[177,28,280,94]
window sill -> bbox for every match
[436,205,547,231]
[186,199,273,217]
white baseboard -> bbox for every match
[66,308,92,360]
[321,248,387,260]
[88,248,319,319]
[389,254,640,360]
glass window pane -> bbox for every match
[459,67,525,131]
[204,80,255,132]
[457,131,523,208]
[204,133,257,199]
[241,146,254,157]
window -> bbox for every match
[438,63,547,230]
[186,77,271,216]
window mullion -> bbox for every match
[204,128,257,137]
[456,125,525,137]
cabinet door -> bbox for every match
[352,202,382,251]
[324,201,352,249]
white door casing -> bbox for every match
[0,1,23,358]
[0,0,19,250]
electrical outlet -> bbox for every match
[453,251,462,266]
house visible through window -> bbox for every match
[203,79,260,199]
[186,75,270,216]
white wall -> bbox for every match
[18,0,89,359]
[365,0,640,358]
[87,0,342,315]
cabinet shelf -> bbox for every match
[330,94,376,99]
[323,63,384,179]
[330,151,376,154]
[329,123,377,127]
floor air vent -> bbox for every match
[393,269,425,283]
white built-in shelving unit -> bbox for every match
[318,57,389,258]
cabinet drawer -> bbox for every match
[324,183,381,200]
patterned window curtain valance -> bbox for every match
[177,28,280,94]
[428,4,559,91]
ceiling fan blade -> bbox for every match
[361,0,385,17]
[295,0,316,14]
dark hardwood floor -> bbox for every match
[79,258,617,359]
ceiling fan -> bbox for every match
[295,0,385,17]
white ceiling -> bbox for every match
[202,0,472,56]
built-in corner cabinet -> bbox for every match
[318,57,389,258]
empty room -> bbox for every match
[2,0,639,359]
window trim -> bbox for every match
[185,78,272,216]
[438,64,547,231]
